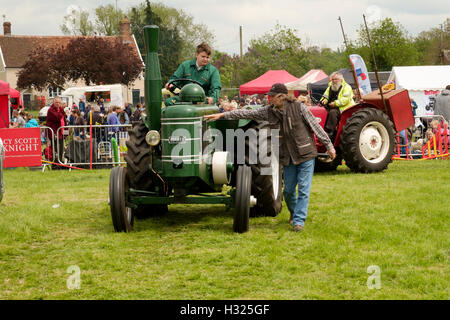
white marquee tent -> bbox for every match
[285,69,328,91]
[387,65,450,116]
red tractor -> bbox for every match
[310,89,415,173]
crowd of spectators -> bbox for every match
[10,109,40,128]
[217,94,267,112]
[64,101,143,129]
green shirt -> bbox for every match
[169,58,222,104]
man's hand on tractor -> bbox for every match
[328,147,336,160]
[165,82,173,90]
[206,97,214,104]
[204,113,225,121]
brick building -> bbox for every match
[0,17,144,109]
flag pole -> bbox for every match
[338,16,361,101]
[363,14,387,113]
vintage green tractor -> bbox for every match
[109,26,282,233]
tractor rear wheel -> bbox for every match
[124,120,168,218]
[233,165,252,233]
[243,121,283,217]
[110,166,134,232]
[341,108,396,173]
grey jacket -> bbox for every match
[223,97,333,166]
[434,89,450,122]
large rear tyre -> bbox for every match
[233,165,252,233]
[125,120,168,218]
[110,166,134,232]
[341,108,396,173]
[243,121,283,217]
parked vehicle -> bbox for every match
[62,84,129,111]
[310,89,415,172]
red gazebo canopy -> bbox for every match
[239,70,299,95]
[0,80,10,95]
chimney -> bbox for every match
[3,21,11,36]
[119,16,131,37]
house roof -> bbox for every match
[0,34,138,68]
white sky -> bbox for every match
[0,0,448,54]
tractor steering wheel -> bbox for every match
[167,78,203,95]
[310,93,328,107]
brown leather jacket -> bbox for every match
[224,95,332,166]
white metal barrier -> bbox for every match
[49,124,132,167]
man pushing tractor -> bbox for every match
[109,25,415,234]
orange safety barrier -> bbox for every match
[421,122,448,160]
[393,118,449,161]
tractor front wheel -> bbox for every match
[125,120,168,218]
[341,108,396,173]
[110,166,134,232]
[233,165,252,233]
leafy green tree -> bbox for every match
[354,18,419,71]
[60,6,95,36]
[213,24,347,90]
[212,52,242,88]
[414,18,450,65]
[94,4,125,36]
[130,0,182,84]
[305,46,344,75]
[127,2,215,62]
[237,24,308,83]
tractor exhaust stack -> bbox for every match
[143,25,162,131]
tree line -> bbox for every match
[18,0,448,92]
[213,18,449,88]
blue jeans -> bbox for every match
[283,159,315,227]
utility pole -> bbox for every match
[338,16,361,101]
[363,14,387,114]
[440,23,444,64]
[239,26,243,57]
[116,0,119,35]
[338,16,349,48]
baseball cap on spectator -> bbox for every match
[267,83,288,96]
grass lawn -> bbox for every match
[0,160,448,300]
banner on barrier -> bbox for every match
[0,128,42,167]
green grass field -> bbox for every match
[0,160,448,300]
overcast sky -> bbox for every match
[1,0,448,54]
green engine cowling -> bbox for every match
[143,26,235,194]
[160,95,227,192]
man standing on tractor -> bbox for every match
[164,42,221,106]
[205,83,336,233]
[320,71,355,139]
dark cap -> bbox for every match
[267,83,288,96]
